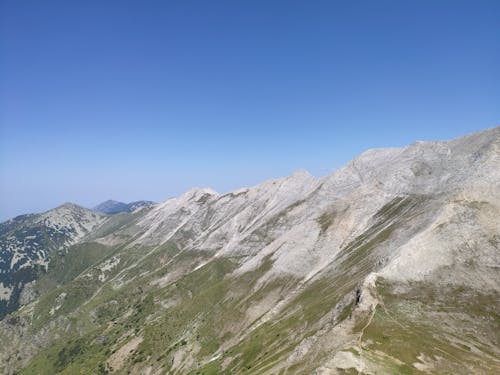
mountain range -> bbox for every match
[0,127,499,374]
[92,200,156,215]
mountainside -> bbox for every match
[0,204,108,318]
[0,127,499,374]
[93,200,156,215]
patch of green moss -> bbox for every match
[317,211,335,233]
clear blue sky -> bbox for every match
[1,0,499,220]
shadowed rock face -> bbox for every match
[0,127,499,375]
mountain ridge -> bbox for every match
[92,200,156,215]
[0,126,499,374]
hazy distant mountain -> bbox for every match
[0,127,499,374]
[92,200,155,214]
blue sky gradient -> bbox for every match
[1,0,499,219]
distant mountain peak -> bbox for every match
[92,200,155,214]
[97,199,121,205]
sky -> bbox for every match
[0,0,499,220]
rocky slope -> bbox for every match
[0,127,499,374]
[0,204,108,318]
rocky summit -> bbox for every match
[0,127,499,374]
